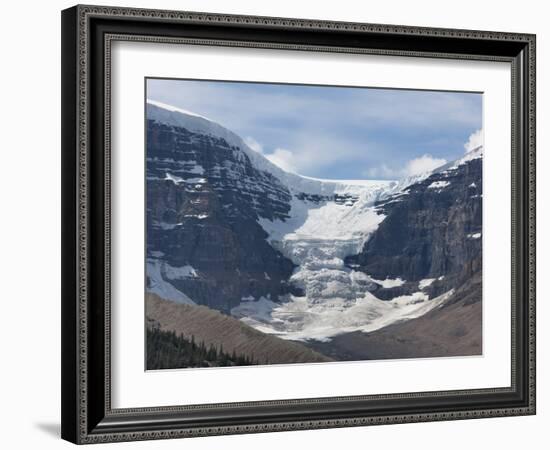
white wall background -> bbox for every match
[0,0,545,448]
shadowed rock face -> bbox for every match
[147,119,297,312]
[345,157,482,294]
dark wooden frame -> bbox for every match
[61,4,536,444]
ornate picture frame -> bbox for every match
[61,4,536,444]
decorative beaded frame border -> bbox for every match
[62,4,536,444]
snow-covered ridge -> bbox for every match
[436,145,483,173]
[376,144,483,201]
[147,100,394,197]
[147,99,211,120]
[147,99,481,198]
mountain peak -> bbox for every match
[147,99,211,121]
[146,99,245,149]
[147,100,394,196]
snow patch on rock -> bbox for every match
[428,180,451,190]
[146,259,195,305]
[371,277,406,288]
[418,278,436,289]
[164,264,199,280]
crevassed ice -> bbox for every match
[232,289,455,342]
[240,187,451,341]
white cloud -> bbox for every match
[265,148,298,173]
[243,135,300,173]
[244,136,263,153]
[243,136,299,173]
[251,132,366,176]
[404,154,447,176]
[464,129,483,153]
[366,154,446,180]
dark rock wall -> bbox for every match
[345,158,482,288]
[147,120,296,311]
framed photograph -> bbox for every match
[61,5,536,444]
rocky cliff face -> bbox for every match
[345,151,482,297]
[146,104,297,312]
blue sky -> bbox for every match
[147,78,483,180]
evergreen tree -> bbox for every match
[146,328,258,370]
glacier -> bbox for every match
[234,186,453,341]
